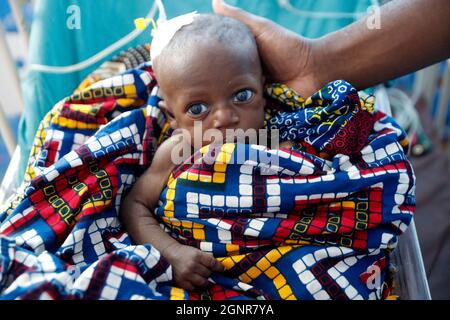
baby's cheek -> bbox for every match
[241,109,264,131]
[254,98,267,128]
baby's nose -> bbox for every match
[212,106,239,130]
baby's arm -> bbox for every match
[120,135,179,250]
[120,135,224,290]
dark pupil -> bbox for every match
[237,91,247,101]
[191,105,202,114]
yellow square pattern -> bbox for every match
[193,229,205,240]
[266,249,282,263]
[164,200,174,211]
[265,266,280,279]
[213,173,225,184]
[239,273,252,284]
[279,285,293,299]
[166,189,175,201]
[213,163,227,173]
[274,274,287,289]
[199,174,212,183]
[256,257,271,271]
[247,266,262,279]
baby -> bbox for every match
[120,13,289,291]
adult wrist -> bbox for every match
[160,241,181,260]
[307,36,333,91]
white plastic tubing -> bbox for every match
[28,0,166,74]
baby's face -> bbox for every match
[155,42,266,146]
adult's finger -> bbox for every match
[212,0,270,38]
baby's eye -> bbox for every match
[233,89,254,103]
[187,103,209,116]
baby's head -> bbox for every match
[153,13,266,145]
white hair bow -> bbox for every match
[150,11,199,61]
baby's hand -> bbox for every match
[279,141,295,149]
[163,243,225,291]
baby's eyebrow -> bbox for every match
[175,90,211,102]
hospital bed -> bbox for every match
[0,0,433,300]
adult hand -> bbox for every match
[212,0,322,97]
[214,0,450,96]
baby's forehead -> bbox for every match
[155,40,259,80]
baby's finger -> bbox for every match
[195,264,213,278]
[189,273,210,289]
[200,253,225,272]
[177,279,195,292]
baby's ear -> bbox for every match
[158,100,179,129]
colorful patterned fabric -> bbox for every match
[0,63,415,300]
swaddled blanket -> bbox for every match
[0,63,415,300]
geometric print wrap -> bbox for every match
[0,63,415,300]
